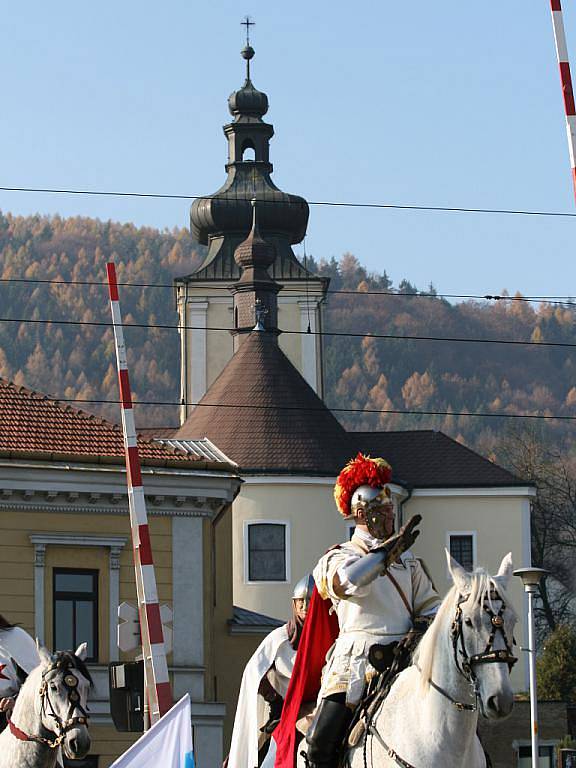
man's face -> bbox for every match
[293,597,309,623]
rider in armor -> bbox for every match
[226,575,314,768]
[305,454,441,768]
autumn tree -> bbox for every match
[537,625,576,701]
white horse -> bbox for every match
[295,551,517,768]
[345,552,517,768]
[0,643,92,768]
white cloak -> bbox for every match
[0,628,41,698]
[227,624,292,768]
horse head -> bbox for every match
[35,643,92,759]
[445,551,517,719]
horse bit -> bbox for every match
[9,656,89,750]
[365,590,517,768]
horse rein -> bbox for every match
[363,589,517,768]
[8,657,89,750]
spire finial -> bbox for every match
[241,16,255,81]
[242,15,255,46]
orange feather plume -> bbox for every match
[334,453,392,518]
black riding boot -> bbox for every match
[305,696,353,768]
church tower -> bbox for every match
[175,41,328,422]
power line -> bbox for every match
[28,394,576,422]
[1,184,576,219]
[1,313,574,349]
[0,274,575,306]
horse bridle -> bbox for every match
[9,657,89,750]
[363,589,517,768]
[451,589,517,693]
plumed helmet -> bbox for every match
[292,574,315,601]
[334,453,392,518]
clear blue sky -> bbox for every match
[1,0,575,298]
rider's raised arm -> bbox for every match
[313,546,369,601]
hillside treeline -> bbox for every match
[0,211,574,457]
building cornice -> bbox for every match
[410,486,536,498]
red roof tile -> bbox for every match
[0,378,205,467]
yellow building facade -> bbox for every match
[0,380,249,767]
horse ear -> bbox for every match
[38,645,52,665]
[11,658,28,687]
[494,552,513,589]
[445,548,470,592]
[75,643,88,661]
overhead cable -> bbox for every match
[0,313,574,349]
[23,395,576,422]
[0,275,575,306]
[1,184,576,218]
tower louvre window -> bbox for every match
[241,143,256,162]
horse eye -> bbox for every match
[464,617,473,627]
[50,683,58,691]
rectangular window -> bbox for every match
[53,569,98,661]
[246,523,287,582]
[448,534,475,572]
[517,744,555,767]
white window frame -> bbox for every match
[29,533,126,660]
[446,531,477,576]
[243,520,291,585]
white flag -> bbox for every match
[110,694,194,768]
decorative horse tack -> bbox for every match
[8,655,89,750]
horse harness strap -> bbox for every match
[8,716,67,749]
[413,664,476,712]
[367,723,418,768]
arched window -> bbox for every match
[241,140,256,162]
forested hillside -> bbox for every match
[0,211,574,458]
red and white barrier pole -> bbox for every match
[549,0,576,203]
[106,262,173,726]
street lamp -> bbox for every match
[514,567,549,768]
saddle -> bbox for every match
[346,624,429,749]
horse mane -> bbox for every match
[414,568,516,692]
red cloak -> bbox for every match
[272,587,339,768]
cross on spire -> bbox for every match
[242,15,255,46]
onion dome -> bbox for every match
[186,45,310,282]
[228,46,269,119]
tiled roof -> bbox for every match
[352,430,526,488]
[228,605,283,634]
[175,331,351,474]
[0,378,222,468]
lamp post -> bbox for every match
[513,567,548,768]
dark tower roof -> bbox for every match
[181,45,311,283]
[174,332,350,474]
